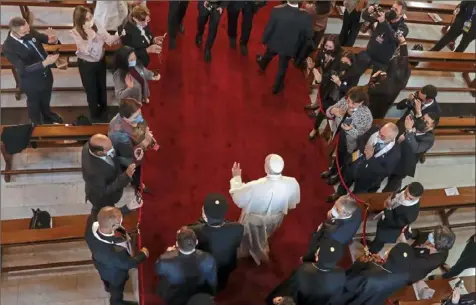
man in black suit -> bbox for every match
[168,1,189,49]
[227,1,266,55]
[85,206,149,305]
[366,182,424,254]
[196,0,228,62]
[383,112,439,192]
[395,84,441,133]
[2,17,63,125]
[302,195,362,262]
[188,193,244,291]
[81,134,136,214]
[328,122,401,202]
[257,1,314,94]
[155,227,217,305]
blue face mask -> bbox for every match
[427,232,435,245]
[131,114,144,124]
[128,61,136,67]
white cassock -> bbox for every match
[229,155,300,265]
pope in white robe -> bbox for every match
[229,154,301,265]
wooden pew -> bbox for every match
[335,0,457,14]
[373,117,476,129]
[394,276,476,303]
[1,211,138,272]
[0,124,109,182]
[359,186,476,227]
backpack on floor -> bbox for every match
[29,208,52,229]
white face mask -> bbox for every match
[330,207,340,219]
[106,147,115,158]
[427,232,435,245]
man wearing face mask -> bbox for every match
[383,112,439,192]
[327,122,401,202]
[196,0,228,62]
[2,17,63,125]
[82,134,136,215]
[302,195,362,262]
[188,193,244,292]
[366,181,424,254]
[85,206,149,305]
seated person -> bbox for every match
[431,234,476,280]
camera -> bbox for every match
[395,28,405,38]
[406,91,420,108]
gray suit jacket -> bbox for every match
[113,65,154,102]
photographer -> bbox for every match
[339,0,379,47]
[367,34,411,119]
[357,1,409,74]
[395,84,441,133]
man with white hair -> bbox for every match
[229,154,300,265]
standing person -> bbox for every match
[81,134,136,214]
[266,239,346,305]
[85,206,149,305]
[302,1,335,48]
[93,1,129,34]
[196,0,228,62]
[71,6,121,122]
[339,0,379,47]
[227,1,267,55]
[2,17,63,125]
[430,1,476,52]
[118,5,163,67]
[155,227,217,305]
[302,195,362,262]
[257,1,314,94]
[229,154,301,265]
[366,182,424,254]
[188,193,244,291]
[113,46,160,104]
[168,1,189,49]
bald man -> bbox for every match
[229,154,300,265]
[328,123,401,202]
[82,134,136,214]
[85,206,149,305]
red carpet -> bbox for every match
[140,2,336,304]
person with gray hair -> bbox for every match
[229,154,300,265]
[302,195,362,262]
[328,122,401,202]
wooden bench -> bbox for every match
[359,186,476,228]
[0,124,109,182]
[335,0,457,14]
[394,276,475,304]
[1,211,138,272]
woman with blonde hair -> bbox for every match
[71,5,121,121]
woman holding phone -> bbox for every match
[71,6,121,122]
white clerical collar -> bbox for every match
[422,100,434,110]
[179,248,196,255]
[287,2,299,8]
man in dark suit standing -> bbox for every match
[196,0,228,62]
[366,182,424,254]
[82,134,136,214]
[302,195,362,262]
[188,193,244,291]
[85,206,149,305]
[383,112,439,192]
[257,1,314,94]
[227,1,267,55]
[156,227,217,305]
[168,1,189,49]
[2,17,63,125]
[328,122,401,202]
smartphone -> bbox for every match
[343,117,353,126]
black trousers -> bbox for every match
[168,1,189,40]
[335,161,381,196]
[24,82,57,125]
[227,2,255,45]
[368,233,386,254]
[443,236,476,278]
[103,279,127,305]
[78,58,108,121]
[313,29,326,48]
[431,17,476,52]
[382,173,406,193]
[327,132,351,175]
[197,2,222,49]
[131,164,142,192]
[260,48,291,91]
[339,9,361,47]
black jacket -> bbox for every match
[119,21,154,67]
[81,143,131,213]
[262,4,314,57]
[409,232,448,284]
[2,30,58,92]
[396,98,441,133]
[366,18,409,67]
[393,130,435,177]
[84,214,146,286]
[302,208,362,262]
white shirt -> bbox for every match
[229,174,300,215]
[287,2,299,8]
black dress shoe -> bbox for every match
[168,38,176,50]
[326,175,340,185]
[179,24,185,34]
[320,170,334,179]
[256,54,266,71]
[229,38,236,49]
[204,49,212,62]
[195,35,202,47]
[272,85,284,95]
[240,44,248,55]
[326,193,340,203]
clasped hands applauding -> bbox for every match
[42,28,68,69]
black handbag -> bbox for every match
[29,208,52,229]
